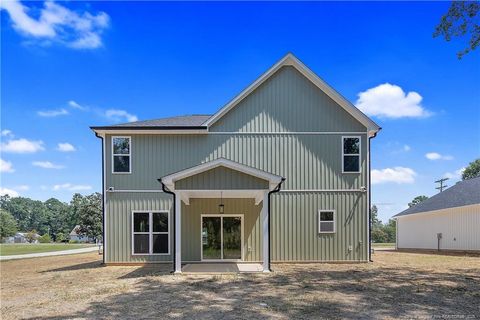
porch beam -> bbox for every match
[174,194,182,273]
[262,191,270,272]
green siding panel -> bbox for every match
[106,134,367,191]
[210,66,367,133]
[175,166,269,190]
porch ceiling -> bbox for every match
[178,189,266,205]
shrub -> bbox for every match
[38,234,51,243]
[69,239,79,244]
[55,232,66,243]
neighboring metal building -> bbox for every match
[393,177,480,252]
[91,53,381,272]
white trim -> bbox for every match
[280,189,365,192]
[393,203,480,219]
[102,134,107,261]
[318,210,336,234]
[209,132,368,135]
[111,136,132,174]
[342,136,361,174]
[107,189,164,193]
[93,129,208,135]
[200,214,244,262]
[162,158,283,191]
[131,210,170,256]
[174,195,182,273]
[203,53,380,134]
[366,136,371,259]
[262,191,270,272]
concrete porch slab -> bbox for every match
[182,263,263,273]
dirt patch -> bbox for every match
[1,251,479,319]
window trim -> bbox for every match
[112,136,132,174]
[342,136,361,174]
[131,210,170,255]
[318,210,336,234]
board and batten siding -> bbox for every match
[397,204,480,251]
[103,63,370,263]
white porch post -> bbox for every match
[174,193,182,273]
[262,191,270,272]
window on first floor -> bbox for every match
[112,136,131,173]
[342,136,361,173]
[318,210,336,233]
[132,211,169,255]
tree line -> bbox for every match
[0,193,102,242]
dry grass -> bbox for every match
[1,251,479,319]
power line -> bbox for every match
[435,177,449,192]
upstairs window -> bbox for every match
[112,136,131,173]
[132,211,169,255]
[342,136,360,173]
[318,210,336,233]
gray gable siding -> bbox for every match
[210,66,367,133]
[175,166,269,190]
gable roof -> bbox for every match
[91,53,380,137]
[160,158,284,191]
[393,177,480,218]
[204,53,381,136]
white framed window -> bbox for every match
[132,211,170,255]
[112,136,131,174]
[342,136,361,173]
[318,210,336,233]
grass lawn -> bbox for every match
[0,243,95,256]
[372,242,396,248]
[1,251,479,319]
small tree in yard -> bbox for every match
[77,193,102,240]
[38,234,51,243]
[55,232,66,242]
[462,159,480,180]
[0,209,17,239]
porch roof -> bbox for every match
[160,158,284,192]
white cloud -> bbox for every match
[372,167,417,184]
[68,100,87,111]
[0,187,19,198]
[356,83,431,119]
[425,152,453,161]
[16,185,30,191]
[0,158,15,173]
[37,108,68,117]
[1,129,14,137]
[403,145,411,152]
[443,167,465,180]
[57,142,76,152]
[32,161,65,169]
[53,183,92,191]
[105,109,138,123]
[0,138,45,153]
[0,0,110,49]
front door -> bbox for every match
[201,215,243,261]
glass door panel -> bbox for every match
[202,217,221,260]
[222,217,242,260]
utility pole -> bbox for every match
[435,177,449,192]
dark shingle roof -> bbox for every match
[393,176,480,218]
[91,115,211,130]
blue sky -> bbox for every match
[1,1,479,222]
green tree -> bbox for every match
[77,193,102,239]
[462,159,480,180]
[26,230,38,243]
[408,195,429,208]
[55,232,66,243]
[383,219,397,243]
[38,234,51,243]
[44,198,71,240]
[0,209,18,238]
[434,1,480,59]
[0,196,49,233]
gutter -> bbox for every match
[267,177,285,271]
[158,178,176,273]
[90,126,208,131]
[94,132,106,264]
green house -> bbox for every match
[91,53,381,272]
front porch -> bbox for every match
[160,158,284,273]
[182,262,263,274]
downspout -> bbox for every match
[368,129,380,262]
[268,177,285,271]
[94,132,106,264]
[158,178,176,273]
